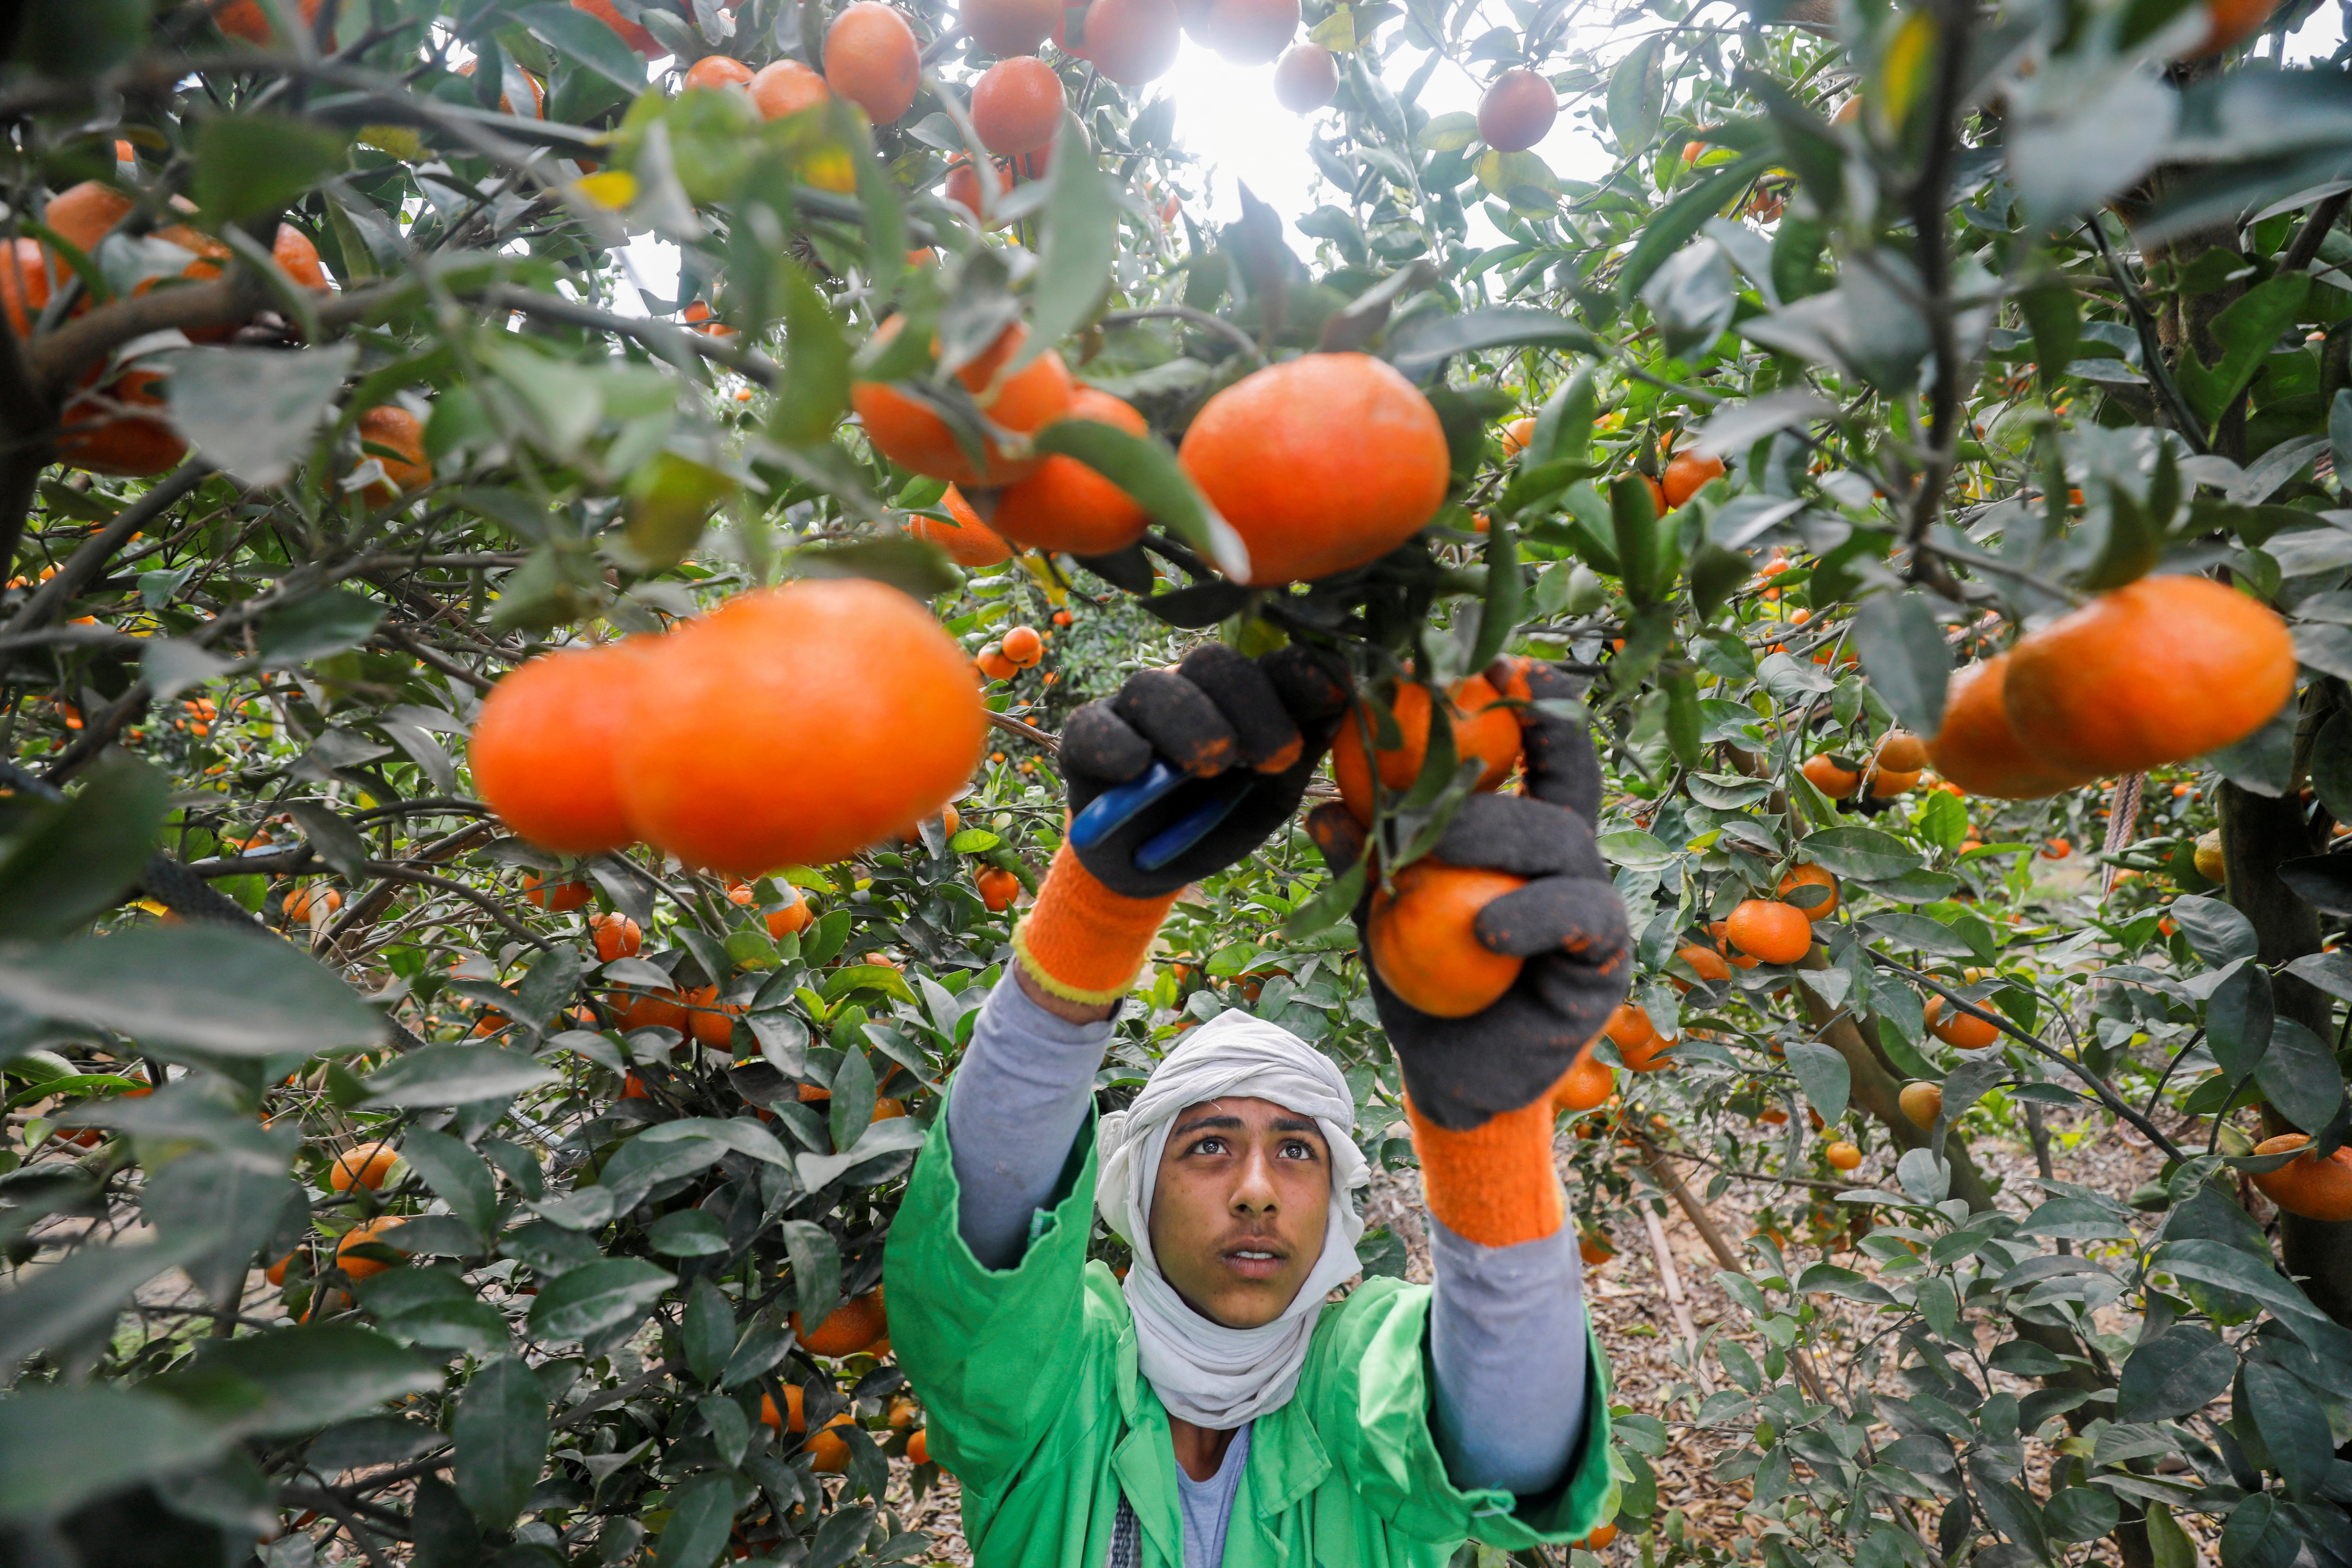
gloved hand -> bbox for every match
[1015,642,1350,1009]
[1061,641,1351,898]
[1308,658,1631,1246]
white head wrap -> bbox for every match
[1095,1010,1372,1429]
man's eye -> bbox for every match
[1191,1137,1226,1155]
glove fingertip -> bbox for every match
[1305,800,1368,873]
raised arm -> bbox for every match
[946,642,1352,1269]
[1311,657,1629,1501]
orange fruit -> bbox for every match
[853,317,1075,486]
[2005,576,2295,778]
[1498,415,1537,457]
[56,367,185,477]
[1868,767,1919,797]
[283,885,342,922]
[1724,899,1812,964]
[990,387,1151,555]
[1577,1232,1616,1266]
[1926,654,2091,799]
[265,1251,297,1287]
[962,0,1062,52]
[1873,730,1928,772]
[1898,1081,1942,1129]
[1201,0,1297,62]
[1661,451,1724,506]
[1331,675,1522,825]
[612,985,690,1034]
[328,1141,398,1192]
[2250,1133,2352,1221]
[571,0,666,52]
[808,1417,854,1472]
[1674,944,1730,990]
[1799,752,1859,798]
[1552,1052,1614,1114]
[620,1071,651,1099]
[767,888,814,939]
[976,643,1018,681]
[1366,858,1528,1018]
[470,643,647,856]
[1582,1524,1620,1550]
[334,1217,406,1282]
[1707,919,1759,970]
[1272,43,1339,111]
[824,2,922,125]
[455,58,549,117]
[943,154,1007,224]
[2043,836,2072,859]
[2187,0,2282,54]
[1777,864,1838,920]
[217,0,325,41]
[616,581,986,877]
[1000,624,1044,667]
[684,985,743,1048]
[1053,0,1182,84]
[1824,1141,1863,1171]
[915,487,1015,565]
[523,874,593,911]
[1925,995,2000,1050]
[592,912,642,962]
[1605,1001,1673,1072]
[353,406,431,504]
[1477,68,1556,151]
[792,1288,889,1356]
[759,1384,808,1432]
[907,1428,932,1465]
[683,54,754,91]
[749,58,831,119]
[1179,353,1448,586]
[975,865,1021,911]
[971,56,1065,155]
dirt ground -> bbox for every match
[881,1105,2171,1566]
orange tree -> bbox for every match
[2,0,2352,1565]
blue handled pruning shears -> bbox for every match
[1069,758,1247,872]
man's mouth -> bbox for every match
[1222,1243,1288,1279]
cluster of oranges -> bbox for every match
[1802,728,1929,802]
[1926,575,2293,798]
[469,578,986,879]
[974,622,1046,681]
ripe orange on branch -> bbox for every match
[470,642,647,856]
[1777,864,1839,920]
[1273,44,1339,111]
[1824,1141,1863,1171]
[1899,1081,1943,1129]
[353,406,432,504]
[1477,68,1556,152]
[750,59,832,120]
[824,2,922,124]
[682,55,754,92]
[1367,858,1529,1018]
[328,1142,398,1192]
[1925,995,2000,1049]
[1552,1052,1614,1113]
[1606,1002,1673,1071]
[1724,899,1812,965]
[971,57,1065,155]
[1800,754,1859,799]
[1661,450,1724,507]
[1331,674,1522,825]
[334,1217,407,1282]
[616,579,987,877]
[991,387,1152,556]
[1926,654,2092,799]
[2249,1133,2352,1221]
[1053,0,1183,85]
[1178,352,1450,586]
[853,317,1074,486]
[2004,575,2295,778]
[915,488,1014,565]
[793,1288,889,1356]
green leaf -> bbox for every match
[1031,419,1250,579]
[1415,111,1479,151]
[1793,1262,1895,1305]
[455,1357,547,1532]
[397,1128,500,1244]
[827,1047,877,1151]
[1782,1038,1851,1124]
[254,585,387,664]
[621,451,736,570]
[770,262,853,445]
[1466,514,1522,670]
[0,927,380,1052]
[638,1117,795,1168]
[1606,38,1666,152]
[2169,894,2259,968]
[781,1218,841,1330]
[166,344,357,490]
[515,1,648,90]
[1383,308,1601,380]
[2252,1016,2345,1131]
[1616,153,1774,303]
[1851,591,1949,735]
[0,1235,219,1377]
[1799,825,1922,881]
[360,1045,557,1108]
[683,1278,736,1386]
[2116,1326,2236,1422]
[0,753,167,940]
[654,1471,757,1568]
[1609,474,1658,604]
[172,1325,442,1437]
[2178,275,2314,427]
[649,1208,729,1255]
[2242,1358,2337,1500]
[1026,115,1118,363]
[1688,543,1748,621]
[2206,962,2274,1082]
[1282,859,1365,940]
[947,827,1002,853]
[192,116,347,224]
[2330,389,2352,499]
[0,1387,230,1523]
[527,1258,675,1341]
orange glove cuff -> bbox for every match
[1406,1090,1566,1248]
[1011,842,1179,1007]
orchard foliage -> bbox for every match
[2,0,2352,1565]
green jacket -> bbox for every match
[885,1111,1615,1567]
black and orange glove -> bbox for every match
[1014,643,1350,1008]
[1309,657,1631,1245]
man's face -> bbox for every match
[1146,1096,1331,1330]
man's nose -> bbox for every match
[1231,1144,1279,1213]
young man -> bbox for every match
[886,644,1631,1566]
